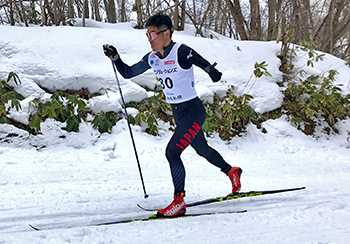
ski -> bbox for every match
[29,210,247,231]
[95,209,247,226]
[137,186,306,211]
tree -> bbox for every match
[104,0,116,23]
[225,0,248,40]
[8,0,16,26]
[267,0,278,40]
[313,0,350,56]
[118,0,127,22]
[0,0,349,60]
[174,0,179,30]
[249,0,261,40]
[135,0,142,28]
[67,0,74,19]
[92,0,101,21]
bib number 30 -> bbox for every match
[159,77,173,89]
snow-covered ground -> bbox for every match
[1,19,350,243]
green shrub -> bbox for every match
[29,91,89,133]
[0,72,23,122]
[91,111,119,133]
[203,87,259,140]
[129,92,172,136]
[279,39,349,135]
[283,70,350,134]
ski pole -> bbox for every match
[110,60,149,199]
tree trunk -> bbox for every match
[60,0,66,25]
[45,0,54,25]
[267,0,276,40]
[82,0,86,26]
[104,0,116,23]
[301,0,313,40]
[84,0,89,20]
[53,0,59,25]
[119,0,127,22]
[249,0,261,40]
[224,0,248,40]
[192,0,196,24]
[322,0,336,53]
[180,0,186,31]
[92,0,101,21]
[174,0,179,30]
[40,0,47,26]
[197,1,213,36]
[18,0,28,26]
[276,0,284,43]
[136,0,142,28]
[8,0,15,26]
[67,0,74,19]
[110,0,117,23]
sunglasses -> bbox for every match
[146,29,168,41]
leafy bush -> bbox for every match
[29,91,89,133]
[203,87,259,140]
[253,61,272,78]
[0,72,23,123]
[278,39,349,135]
[128,92,172,136]
[91,111,119,133]
[283,70,350,134]
[298,40,325,68]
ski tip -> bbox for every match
[136,203,149,211]
[29,224,40,231]
[137,203,160,212]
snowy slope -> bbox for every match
[1,19,350,243]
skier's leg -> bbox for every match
[186,98,242,192]
[190,130,231,173]
[165,130,186,193]
[158,123,188,217]
[190,129,242,192]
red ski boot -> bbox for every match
[226,167,243,193]
[156,192,186,217]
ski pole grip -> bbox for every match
[204,62,218,73]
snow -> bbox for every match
[1,19,350,243]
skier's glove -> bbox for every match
[205,62,222,82]
[103,44,120,61]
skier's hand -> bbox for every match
[103,44,119,61]
[205,62,222,82]
[209,68,222,82]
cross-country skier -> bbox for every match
[103,13,242,218]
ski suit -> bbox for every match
[114,41,231,194]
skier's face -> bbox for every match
[146,25,171,56]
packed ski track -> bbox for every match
[1,19,350,243]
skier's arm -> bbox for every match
[114,53,151,79]
[178,44,222,82]
[103,44,151,79]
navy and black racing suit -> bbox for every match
[114,41,232,194]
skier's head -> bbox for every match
[145,13,173,54]
[145,13,173,37]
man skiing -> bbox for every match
[103,13,242,218]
